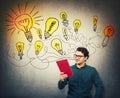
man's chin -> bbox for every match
[76,62,81,65]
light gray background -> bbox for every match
[0,0,120,98]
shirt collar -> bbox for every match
[75,63,87,69]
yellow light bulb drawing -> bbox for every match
[34,40,43,55]
[60,11,69,27]
[93,16,98,32]
[63,27,68,40]
[102,25,115,47]
[15,14,33,42]
[37,29,42,39]
[44,17,59,39]
[73,19,81,33]
[16,42,24,60]
[51,38,63,55]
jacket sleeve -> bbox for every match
[93,69,104,98]
[58,78,68,89]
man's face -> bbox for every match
[74,51,87,65]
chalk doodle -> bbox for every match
[4,2,115,70]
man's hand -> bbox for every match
[60,72,68,81]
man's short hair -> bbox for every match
[76,47,89,59]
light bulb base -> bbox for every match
[44,32,51,39]
[74,28,78,33]
[18,52,23,60]
[39,35,42,39]
[62,20,69,27]
[102,36,109,47]
[63,35,68,40]
[58,50,64,55]
[25,31,33,42]
[93,24,97,32]
[35,51,39,55]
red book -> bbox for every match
[56,59,73,76]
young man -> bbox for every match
[58,47,104,98]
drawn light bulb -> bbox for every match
[62,27,68,40]
[15,14,33,42]
[34,40,43,55]
[44,17,59,39]
[73,19,81,33]
[16,42,24,60]
[60,11,69,27]
[93,16,98,32]
[51,38,63,55]
[37,29,42,39]
[102,25,115,47]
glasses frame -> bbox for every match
[74,54,85,58]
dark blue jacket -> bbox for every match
[58,64,104,98]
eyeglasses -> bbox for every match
[74,54,84,58]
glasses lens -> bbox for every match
[74,54,84,58]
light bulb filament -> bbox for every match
[55,43,60,49]
[18,18,30,31]
[18,45,22,52]
[47,21,56,32]
[37,45,41,49]
[62,14,66,20]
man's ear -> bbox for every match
[84,56,88,61]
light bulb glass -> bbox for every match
[73,19,81,29]
[73,19,81,32]
[44,17,59,39]
[93,16,98,25]
[37,29,42,39]
[15,14,33,42]
[16,42,24,52]
[60,11,68,27]
[51,38,63,55]
[62,27,68,40]
[16,42,24,59]
[60,11,67,21]
[34,40,43,55]
[102,25,115,47]
[93,16,98,32]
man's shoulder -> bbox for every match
[71,64,76,68]
[86,64,96,71]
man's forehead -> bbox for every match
[75,51,83,55]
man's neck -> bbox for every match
[76,62,86,68]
